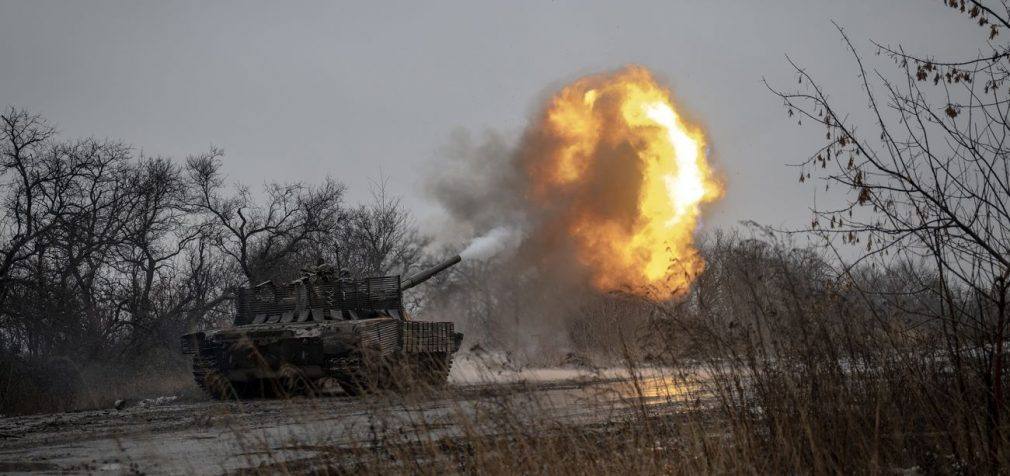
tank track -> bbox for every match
[328,354,373,395]
[328,352,454,395]
[192,343,286,399]
[191,341,231,400]
[193,347,456,399]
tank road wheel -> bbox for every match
[237,379,281,399]
[329,356,372,396]
[334,372,369,396]
[277,363,318,398]
[192,343,275,400]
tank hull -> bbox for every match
[182,317,462,398]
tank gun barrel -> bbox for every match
[402,255,461,290]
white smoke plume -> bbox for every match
[460,226,522,260]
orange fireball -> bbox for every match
[522,66,721,299]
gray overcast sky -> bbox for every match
[0,1,982,237]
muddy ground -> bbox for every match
[0,362,703,474]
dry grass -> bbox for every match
[0,347,196,415]
[217,236,1007,474]
[5,236,1007,474]
[203,337,998,474]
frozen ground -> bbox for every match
[0,357,707,474]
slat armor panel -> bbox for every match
[234,276,402,326]
[402,321,455,353]
[353,318,402,356]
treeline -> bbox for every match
[0,107,425,413]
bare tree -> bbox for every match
[338,180,427,279]
[0,108,57,318]
[0,108,368,413]
[185,152,346,284]
[768,2,1010,463]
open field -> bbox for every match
[0,362,708,474]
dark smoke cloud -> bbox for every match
[427,129,526,237]
[423,127,584,359]
[425,125,592,288]
[424,119,639,362]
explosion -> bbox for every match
[522,66,721,299]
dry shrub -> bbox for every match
[0,346,195,416]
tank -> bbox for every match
[180,255,463,398]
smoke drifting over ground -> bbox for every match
[426,66,720,361]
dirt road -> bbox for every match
[0,364,702,474]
